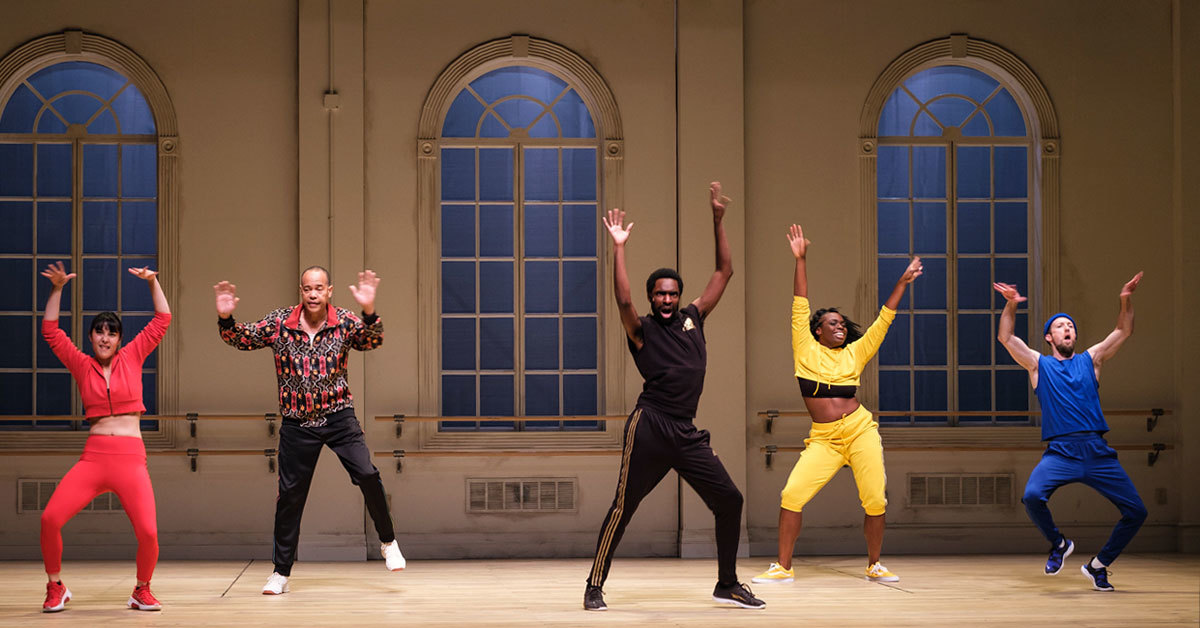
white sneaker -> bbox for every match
[262,572,289,595]
[382,540,406,571]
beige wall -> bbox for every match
[0,0,1195,564]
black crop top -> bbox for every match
[797,376,857,399]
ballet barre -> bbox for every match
[0,447,279,472]
[755,408,1172,434]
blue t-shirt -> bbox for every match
[1035,351,1109,440]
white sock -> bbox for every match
[1057,539,1067,549]
[1090,557,1106,569]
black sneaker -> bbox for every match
[583,585,607,611]
[1045,538,1074,575]
[712,581,765,609]
[1081,559,1115,592]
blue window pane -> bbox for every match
[524,205,558,257]
[525,317,559,369]
[956,202,990,254]
[441,261,475,313]
[912,257,946,310]
[904,66,999,105]
[525,374,559,416]
[877,258,910,310]
[912,112,942,136]
[141,372,157,419]
[441,318,475,370]
[123,315,155,368]
[0,374,32,414]
[878,89,919,137]
[877,201,908,254]
[122,201,157,255]
[83,201,118,254]
[470,66,567,105]
[441,148,475,201]
[478,419,516,430]
[0,202,33,253]
[83,144,119,197]
[927,96,977,128]
[0,84,41,132]
[961,110,992,137]
[0,315,33,368]
[49,94,103,126]
[479,148,514,201]
[563,261,596,314]
[996,313,1030,366]
[985,88,1026,136]
[479,205,513,257]
[37,202,72,254]
[479,262,513,313]
[957,314,991,365]
[82,258,118,311]
[37,314,68,368]
[563,204,596,257]
[878,313,910,366]
[524,148,558,201]
[996,370,1030,411]
[0,259,33,311]
[528,113,560,138]
[36,111,67,134]
[553,88,595,138]
[37,372,73,416]
[564,374,597,415]
[994,146,1027,198]
[563,317,597,369]
[877,146,908,198]
[29,62,127,102]
[914,370,948,412]
[442,375,476,416]
[994,202,1027,254]
[563,149,596,201]
[36,262,71,314]
[912,146,945,198]
[121,270,156,311]
[525,261,559,313]
[110,83,155,134]
[958,370,991,412]
[478,112,509,138]
[0,143,33,196]
[913,202,946,254]
[879,370,910,411]
[480,317,513,370]
[480,374,514,416]
[493,98,546,131]
[993,259,1028,309]
[88,109,118,135]
[914,314,946,365]
[121,144,156,198]
[957,146,990,198]
[441,205,475,257]
[37,144,72,197]
[957,258,992,310]
[442,90,486,137]
[563,419,602,430]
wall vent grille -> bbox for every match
[467,478,577,513]
[909,473,1013,507]
[18,479,123,513]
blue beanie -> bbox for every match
[1043,313,1075,336]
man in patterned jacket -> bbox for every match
[214,266,404,594]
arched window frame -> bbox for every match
[0,30,180,449]
[857,35,1060,427]
[415,35,624,450]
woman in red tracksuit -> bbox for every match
[38,261,171,613]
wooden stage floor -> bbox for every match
[1,554,1197,627]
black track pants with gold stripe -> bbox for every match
[586,406,744,587]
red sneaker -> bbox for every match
[43,580,71,612]
[128,584,162,611]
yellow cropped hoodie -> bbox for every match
[792,296,896,387]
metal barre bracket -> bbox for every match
[1148,443,1165,467]
[1147,408,1163,432]
[392,449,405,474]
[765,410,779,434]
[265,448,277,473]
[186,412,198,438]
[265,413,277,437]
[186,448,199,472]
[765,444,777,469]
[393,414,405,438]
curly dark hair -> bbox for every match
[809,307,862,347]
[645,268,683,298]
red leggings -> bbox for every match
[40,435,158,582]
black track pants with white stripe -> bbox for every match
[587,406,744,587]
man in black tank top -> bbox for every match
[583,183,764,611]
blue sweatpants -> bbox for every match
[1022,432,1147,566]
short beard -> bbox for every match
[1054,342,1074,358]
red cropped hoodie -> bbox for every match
[41,312,171,419]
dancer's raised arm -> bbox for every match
[691,182,734,317]
[1087,271,1142,372]
[602,208,643,346]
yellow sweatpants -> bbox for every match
[779,404,887,516]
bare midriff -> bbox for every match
[88,414,144,438]
[802,396,861,424]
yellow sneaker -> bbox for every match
[865,562,899,582]
[751,562,794,583]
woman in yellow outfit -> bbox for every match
[753,224,922,585]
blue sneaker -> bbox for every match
[1081,559,1115,591]
[1044,538,1074,575]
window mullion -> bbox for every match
[515,143,526,427]
[71,137,83,420]
[947,139,959,426]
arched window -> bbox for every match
[0,32,178,437]
[860,36,1060,428]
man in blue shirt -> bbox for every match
[994,272,1147,591]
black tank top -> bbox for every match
[628,303,707,419]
